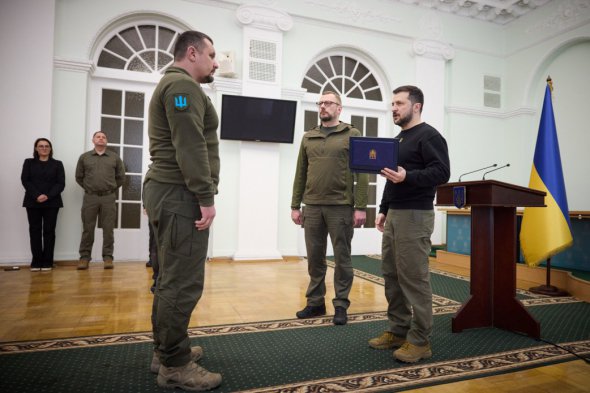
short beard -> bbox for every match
[320,113,333,123]
[394,112,412,128]
[201,75,214,84]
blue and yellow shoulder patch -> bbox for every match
[173,94,190,111]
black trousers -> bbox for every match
[26,207,60,268]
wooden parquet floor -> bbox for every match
[0,258,588,392]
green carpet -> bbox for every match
[1,256,588,393]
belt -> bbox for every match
[86,190,115,196]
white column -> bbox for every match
[412,37,455,246]
[233,5,293,260]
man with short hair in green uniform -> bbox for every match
[75,131,125,270]
[291,90,369,326]
[143,30,222,391]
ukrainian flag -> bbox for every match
[520,82,573,267]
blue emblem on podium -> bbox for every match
[453,186,466,209]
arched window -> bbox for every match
[301,55,383,101]
[97,24,179,73]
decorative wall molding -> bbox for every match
[526,0,590,35]
[209,76,243,95]
[446,105,536,119]
[304,0,401,24]
[412,39,455,61]
[53,57,94,73]
[392,0,552,25]
[236,4,293,31]
[419,11,444,41]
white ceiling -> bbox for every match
[393,0,553,24]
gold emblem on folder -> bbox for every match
[369,149,377,160]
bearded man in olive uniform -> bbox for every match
[291,91,369,326]
[143,30,222,391]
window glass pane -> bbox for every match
[365,89,382,101]
[124,119,143,145]
[101,117,121,144]
[125,92,144,117]
[102,89,122,116]
[316,57,334,78]
[123,146,142,173]
[351,115,364,134]
[120,27,143,51]
[369,173,377,182]
[344,79,355,95]
[348,86,363,99]
[366,117,378,137]
[331,77,344,93]
[128,56,150,72]
[330,56,343,75]
[104,35,132,59]
[301,78,321,94]
[97,51,126,69]
[121,203,141,229]
[123,175,142,200]
[138,25,155,48]
[352,63,369,82]
[158,27,176,51]
[344,57,356,77]
[140,51,156,70]
[360,74,378,90]
[324,81,340,95]
[304,110,318,131]
[364,208,376,228]
[306,64,327,85]
[107,145,120,157]
[157,52,173,71]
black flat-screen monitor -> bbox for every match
[220,94,297,144]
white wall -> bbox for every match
[0,0,55,263]
[1,0,589,263]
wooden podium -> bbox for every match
[436,180,546,339]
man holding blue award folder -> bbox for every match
[368,85,450,363]
[291,91,369,326]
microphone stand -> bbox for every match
[458,164,497,182]
[482,163,510,180]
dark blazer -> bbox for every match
[21,158,65,208]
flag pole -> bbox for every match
[529,257,570,296]
[526,76,570,297]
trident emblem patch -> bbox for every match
[174,94,189,111]
[453,186,466,209]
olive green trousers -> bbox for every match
[143,180,209,367]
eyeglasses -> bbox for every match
[315,101,340,107]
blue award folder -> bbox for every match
[349,136,399,173]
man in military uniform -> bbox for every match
[291,91,369,326]
[143,30,222,391]
[75,131,125,270]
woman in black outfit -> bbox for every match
[21,138,65,271]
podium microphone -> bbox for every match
[458,164,497,182]
[482,163,510,180]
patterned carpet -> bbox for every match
[1,256,588,392]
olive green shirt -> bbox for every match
[145,66,220,207]
[291,122,368,209]
[75,149,125,193]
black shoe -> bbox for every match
[333,306,348,325]
[146,261,152,267]
[296,304,326,319]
